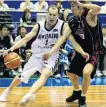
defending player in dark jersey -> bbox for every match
[43,1,105,107]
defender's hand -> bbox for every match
[43,52,52,61]
[82,52,89,62]
[70,0,82,6]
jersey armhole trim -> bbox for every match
[36,23,40,38]
[60,22,65,35]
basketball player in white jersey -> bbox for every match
[0,5,89,105]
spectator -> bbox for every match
[102,25,106,76]
[7,26,14,46]
[0,24,11,50]
[11,26,28,75]
[95,25,106,77]
[0,24,12,77]
[100,2,106,13]
[34,0,48,11]
[0,0,9,10]
[60,8,71,21]
[55,1,63,12]
[15,26,31,69]
[15,26,27,42]
[20,9,32,26]
[20,0,34,11]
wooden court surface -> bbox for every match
[0,86,106,107]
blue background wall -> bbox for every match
[0,77,106,87]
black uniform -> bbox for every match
[0,36,11,77]
[68,10,105,78]
[0,36,11,50]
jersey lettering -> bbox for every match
[38,33,58,39]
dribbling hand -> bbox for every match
[3,48,13,57]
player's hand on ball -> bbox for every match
[43,52,52,60]
[3,48,13,57]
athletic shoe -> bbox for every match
[0,88,10,102]
[19,93,35,106]
[78,96,87,107]
[66,90,81,102]
[102,70,106,76]
[95,70,102,77]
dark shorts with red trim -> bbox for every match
[68,52,99,79]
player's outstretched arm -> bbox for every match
[10,24,39,51]
[68,34,89,61]
[3,24,39,56]
[71,0,101,15]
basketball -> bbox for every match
[4,52,21,69]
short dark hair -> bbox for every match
[1,24,9,30]
[47,5,60,14]
[70,1,88,11]
[55,1,62,5]
[24,9,31,14]
[18,26,26,32]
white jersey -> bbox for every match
[31,19,65,57]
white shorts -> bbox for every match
[20,53,59,83]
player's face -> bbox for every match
[47,8,59,26]
[71,2,81,16]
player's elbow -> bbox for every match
[94,6,101,14]
[96,6,101,12]
[62,36,67,43]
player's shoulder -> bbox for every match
[57,19,67,28]
[68,16,75,24]
[68,16,77,28]
[58,19,65,24]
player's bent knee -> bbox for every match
[41,69,51,79]
[83,70,91,77]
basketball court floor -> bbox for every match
[0,77,106,107]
